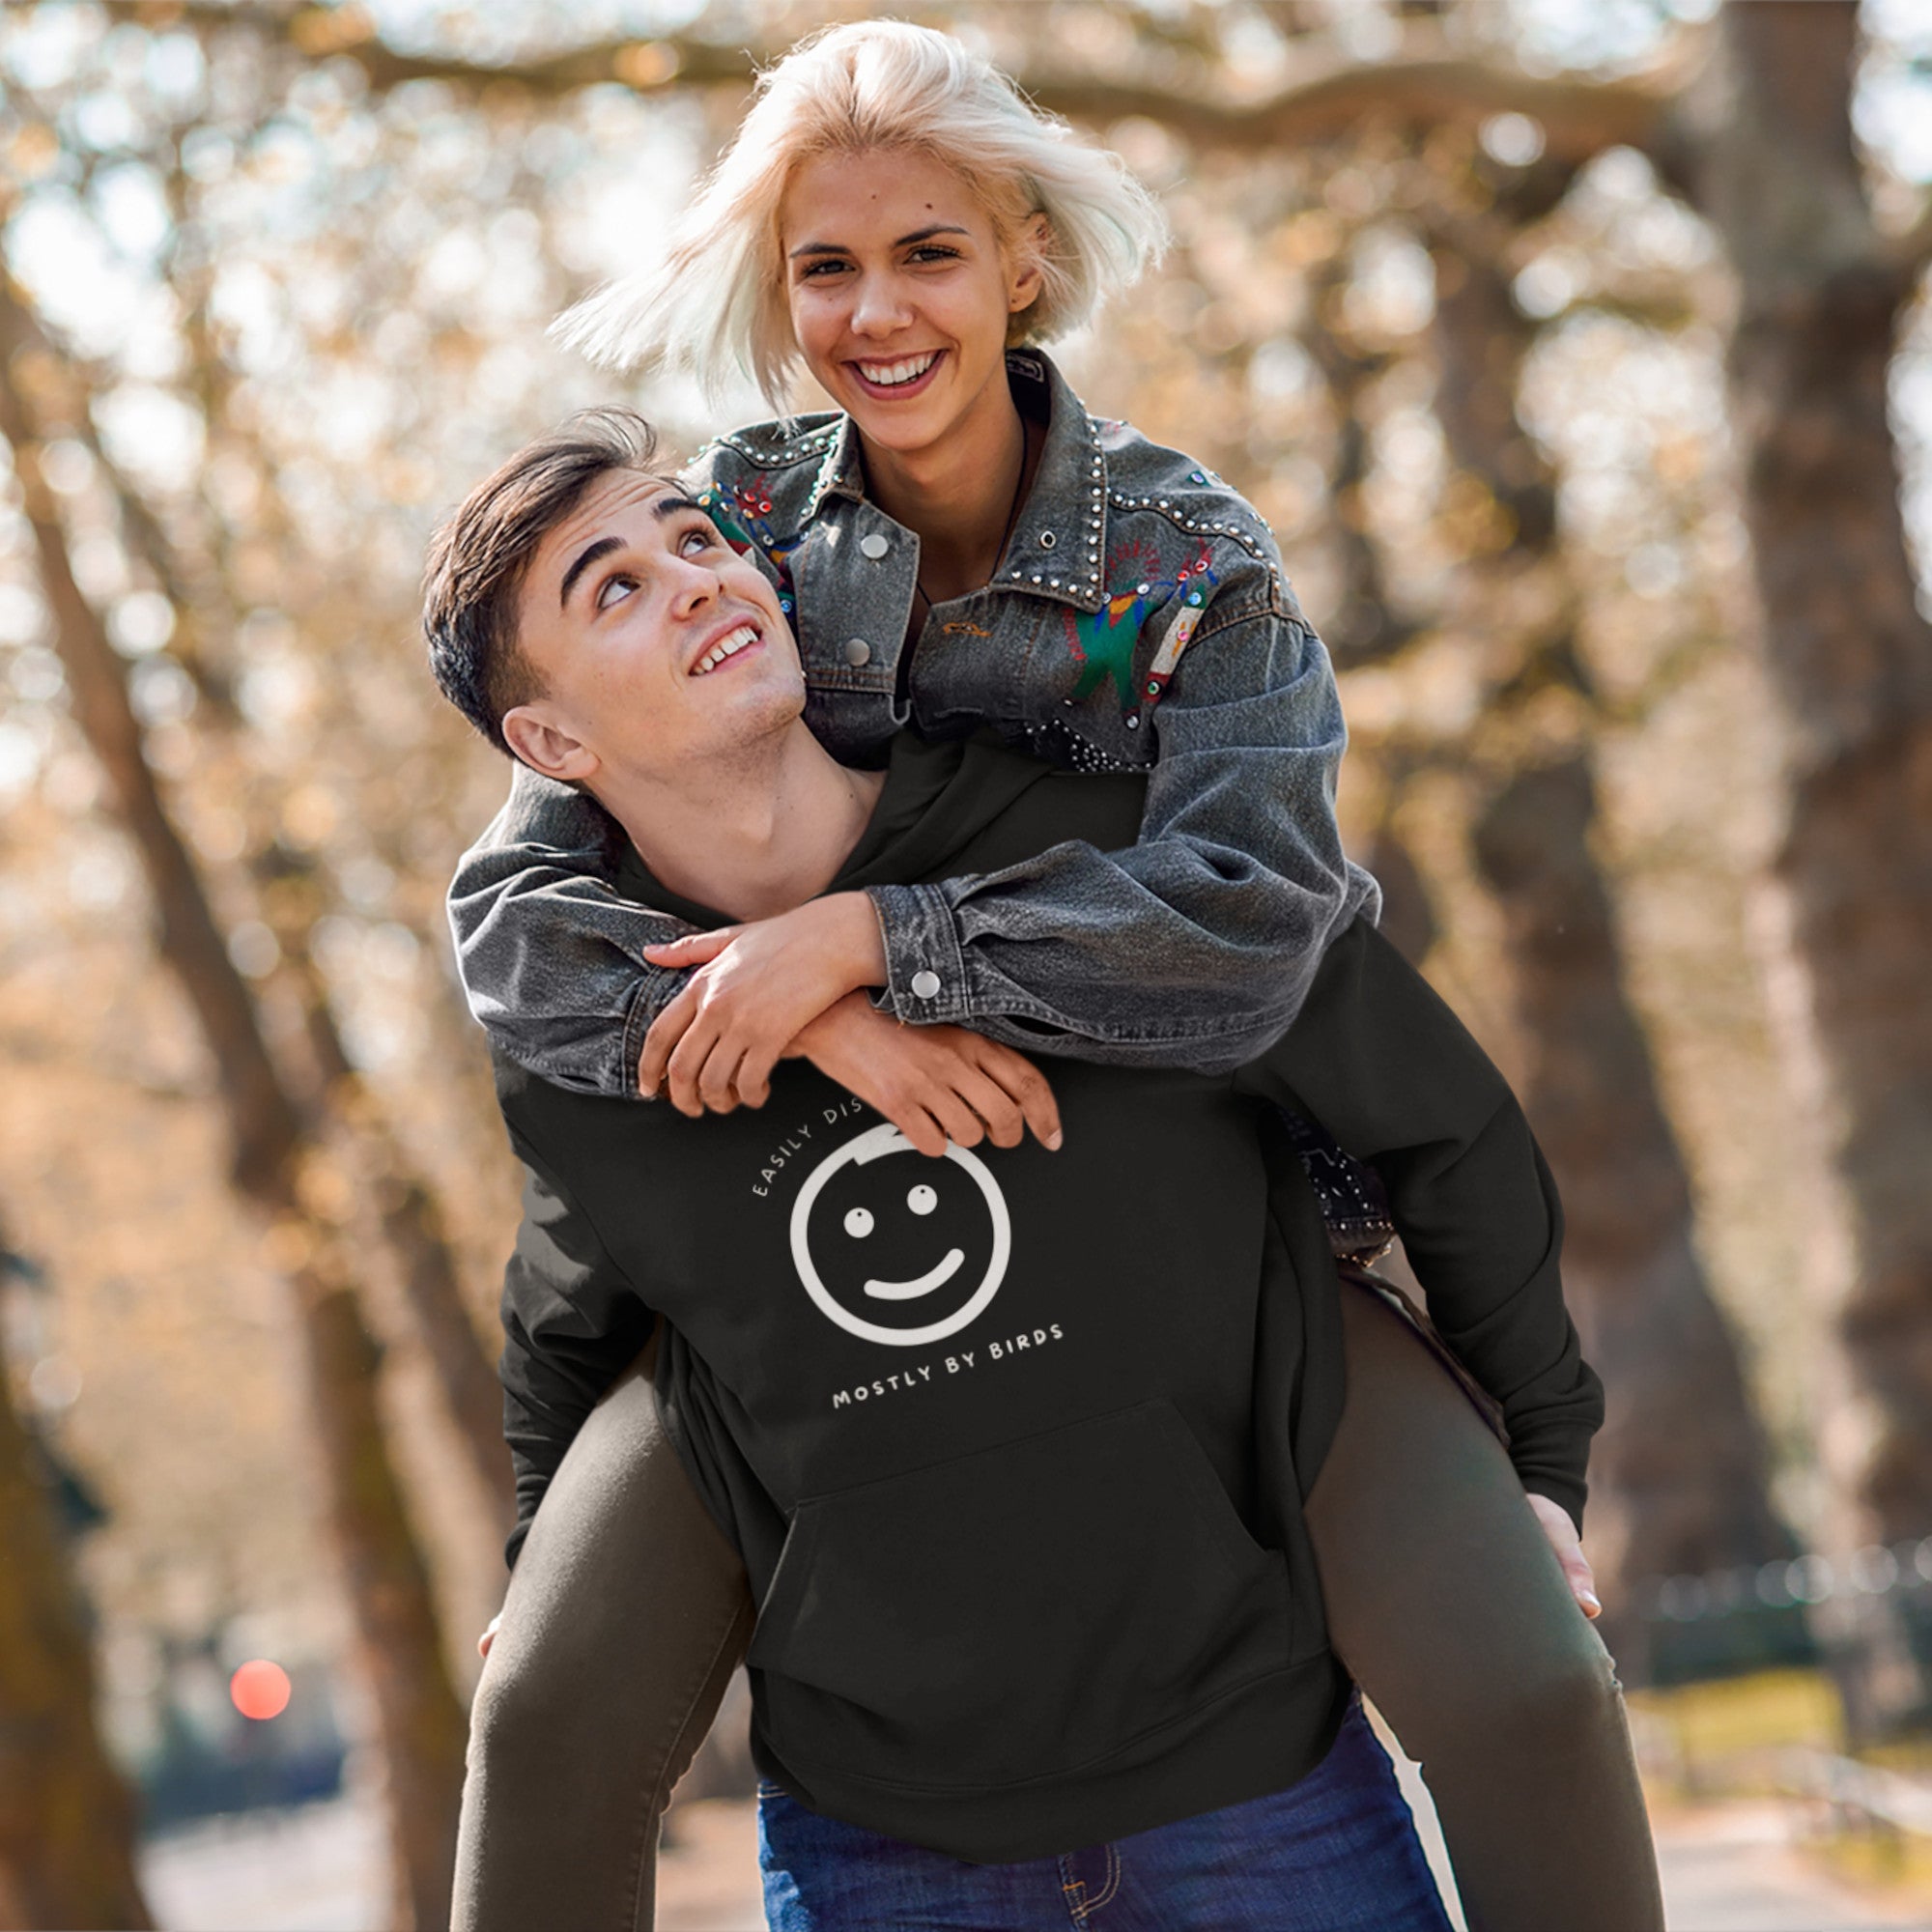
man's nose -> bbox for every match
[668,556,724,617]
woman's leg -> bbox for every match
[451,1341,755,1932]
[1304,1279,1663,1932]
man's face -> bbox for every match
[508,470,804,786]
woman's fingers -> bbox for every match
[975,1044,1062,1149]
[640,926,739,965]
[952,1065,1027,1148]
[663,1009,731,1115]
[917,1080,986,1151]
[1525,1492,1603,1619]
[639,981,704,1096]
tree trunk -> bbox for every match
[0,1238,153,1932]
[1426,227,1792,1591]
[0,303,467,1931]
[1693,1,1932,1542]
[1472,759,1794,1585]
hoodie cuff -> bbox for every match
[863,882,973,1025]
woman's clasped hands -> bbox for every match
[638,893,1062,1159]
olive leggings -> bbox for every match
[451,1283,1662,1932]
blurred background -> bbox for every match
[2,0,1931,1926]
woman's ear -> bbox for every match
[1008,212,1051,316]
[501,704,600,786]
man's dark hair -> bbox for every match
[423,409,667,756]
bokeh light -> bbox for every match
[229,1659,292,1721]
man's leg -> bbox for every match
[1305,1280,1663,1932]
[451,1342,755,1932]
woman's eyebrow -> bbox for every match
[786,223,971,259]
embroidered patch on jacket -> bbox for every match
[1059,537,1218,727]
[700,478,803,619]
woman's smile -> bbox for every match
[845,348,947,402]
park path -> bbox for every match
[138,1783,1932,1930]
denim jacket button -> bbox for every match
[843,638,872,667]
[910,969,942,1000]
[859,533,890,560]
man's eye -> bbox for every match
[680,526,719,556]
[596,574,637,611]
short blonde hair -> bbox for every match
[554,19,1167,404]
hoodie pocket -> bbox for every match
[747,1398,1293,1793]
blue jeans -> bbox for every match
[755,1695,1453,1931]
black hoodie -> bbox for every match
[491,727,1600,1862]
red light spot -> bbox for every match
[230,1660,292,1721]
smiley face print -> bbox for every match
[788,1123,1011,1347]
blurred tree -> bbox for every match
[0,1226,152,1932]
[0,292,467,1932]
[1680,2,1932,1548]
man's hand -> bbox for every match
[786,991,1063,1159]
[637,893,889,1111]
[1526,1492,1603,1619]
[478,1612,501,1661]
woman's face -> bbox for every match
[780,146,1042,463]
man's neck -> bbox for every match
[598,725,885,922]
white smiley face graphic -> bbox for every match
[788,1122,1011,1346]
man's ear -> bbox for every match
[502,703,600,785]
[1008,213,1051,316]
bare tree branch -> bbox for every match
[100,1,1682,164]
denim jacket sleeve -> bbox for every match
[864,584,1378,1075]
[1232,917,1603,1528]
[447,765,696,1097]
[497,1129,655,1569]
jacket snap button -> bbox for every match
[910,969,942,999]
[859,532,890,560]
[843,638,871,667]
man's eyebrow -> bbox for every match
[651,494,708,522]
[558,534,622,611]
[556,497,710,611]
[786,223,971,260]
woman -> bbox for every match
[448,22,1660,1931]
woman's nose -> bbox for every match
[848,271,912,337]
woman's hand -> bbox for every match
[1526,1492,1603,1619]
[786,991,1063,1159]
[637,893,888,1112]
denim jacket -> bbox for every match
[447,350,1380,1099]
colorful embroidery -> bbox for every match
[700,476,804,617]
[1060,537,1218,724]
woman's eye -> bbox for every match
[844,1208,874,1238]
[908,245,959,265]
[799,258,848,279]
[906,1184,937,1215]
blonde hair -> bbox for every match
[554,19,1167,404]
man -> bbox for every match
[428,412,1634,1930]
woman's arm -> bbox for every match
[448,766,700,1097]
[1235,917,1604,1528]
[641,582,1379,1111]
[857,593,1377,1069]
